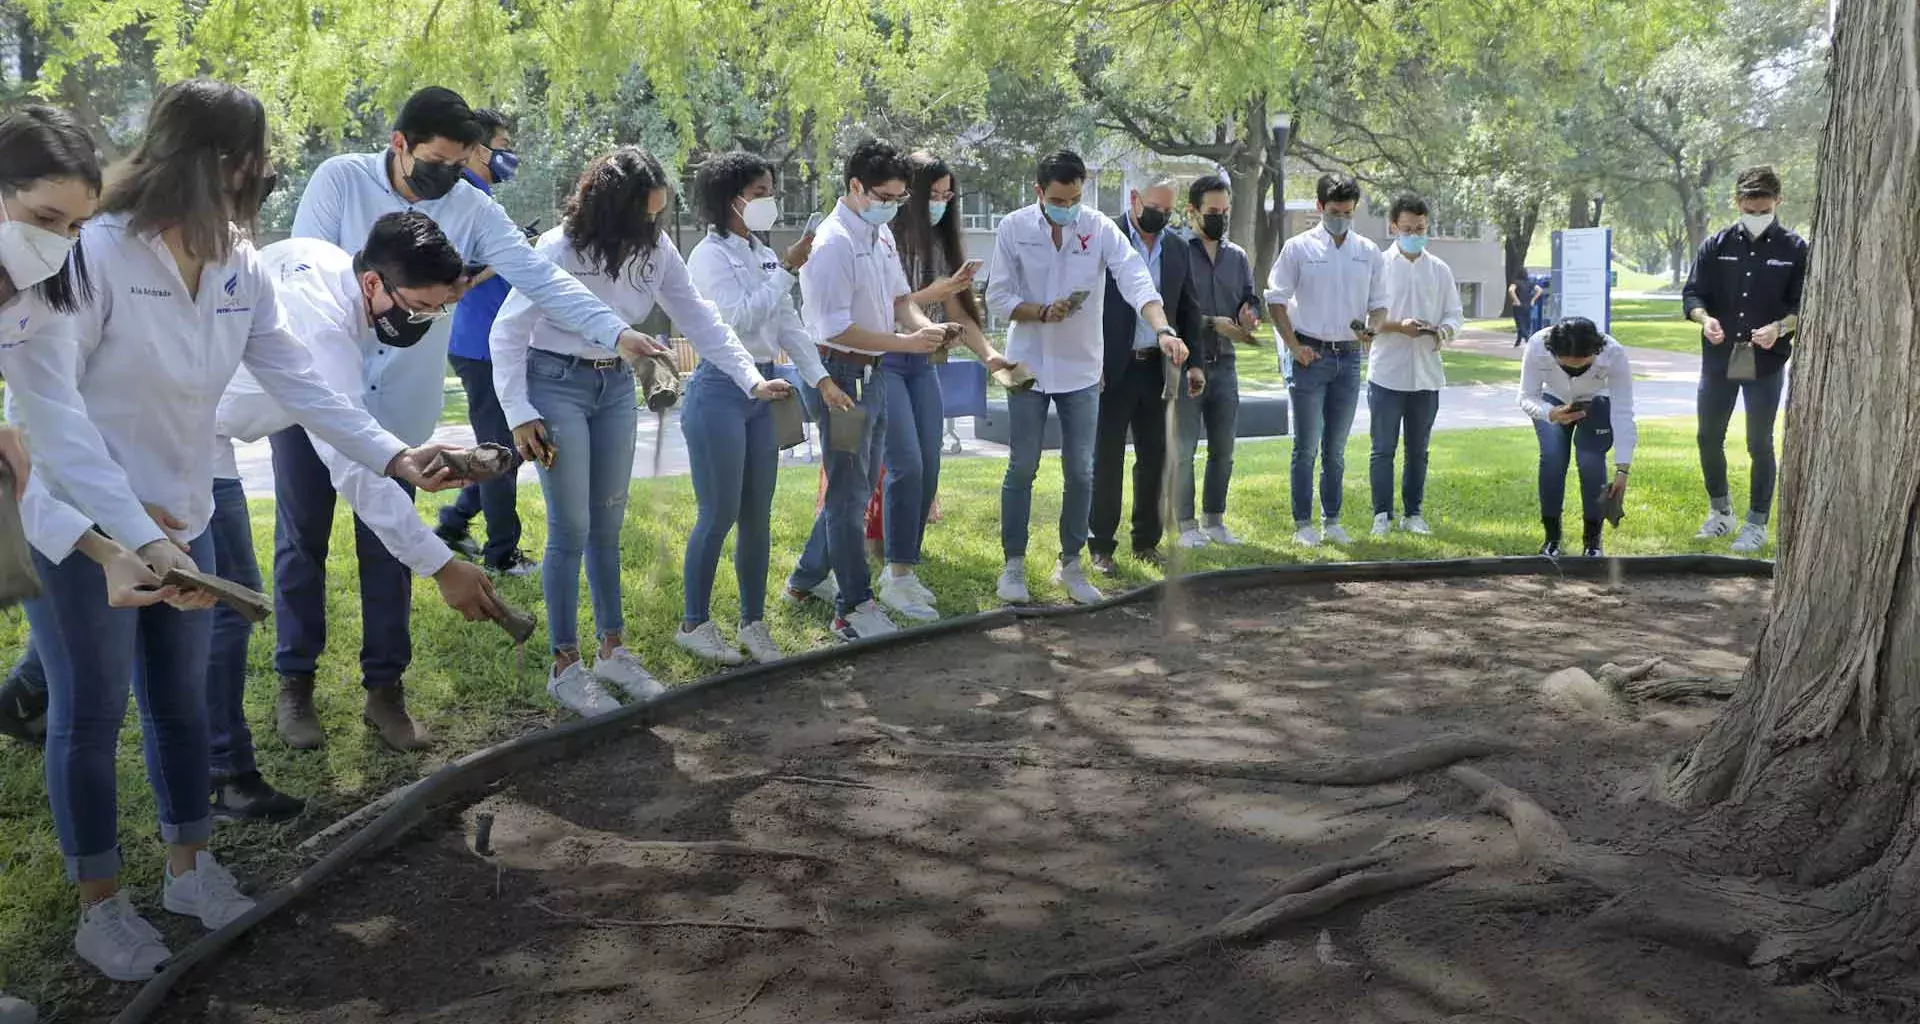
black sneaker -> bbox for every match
[485,549,539,578]
[0,672,48,746]
[435,524,481,560]
[1539,540,1562,557]
[211,772,307,822]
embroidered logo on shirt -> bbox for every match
[223,274,240,297]
[1077,233,1092,252]
[215,272,251,315]
[130,285,174,298]
[1765,259,1794,267]
[285,263,311,278]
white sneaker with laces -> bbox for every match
[1175,527,1211,549]
[737,621,783,664]
[1695,511,1738,540]
[1293,525,1323,546]
[1731,522,1769,554]
[782,573,838,606]
[163,850,256,930]
[548,661,621,716]
[75,893,171,982]
[594,647,666,701]
[1052,557,1104,605]
[1402,514,1432,536]
[878,574,939,622]
[674,621,744,665]
[996,558,1031,604]
[1370,513,1393,537]
[1323,523,1353,545]
[898,572,937,605]
[1202,519,1242,546]
[836,600,900,641]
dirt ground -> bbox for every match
[154,573,1888,1024]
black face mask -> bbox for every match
[405,153,465,201]
[1560,361,1592,377]
[1136,207,1170,235]
[370,288,437,348]
[1200,212,1228,240]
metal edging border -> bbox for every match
[112,553,1773,1022]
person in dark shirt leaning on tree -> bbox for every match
[1681,164,1808,555]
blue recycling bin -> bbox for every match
[934,359,988,419]
[1526,273,1551,334]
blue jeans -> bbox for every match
[681,361,778,626]
[880,353,944,566]
[1368,383,1440,518]
[440,354,525,566]
[271,427,415,688]
[207,477,262,779]
[528,349,637,653]
[1536,394,1615,521]
[1001,383,1099,560]
[1287,348,1363,525]
[1177,358,1239,522]
[791,359,887,615]
[1697,368,1784,519]
[27,534,216,881]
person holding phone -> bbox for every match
[1368,194,1462,538]
[1518,317,1636,557]
[1174,174,1261,550]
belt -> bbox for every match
[540,349,624,371]
[1296,332,1361,353]
[818,345,879,367]
[1130,347,1165,361]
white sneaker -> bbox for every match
[1175,527,1211,549]
[1402,515,1432,536]
[782,573,838,606]
[1695,511,1738,540]
[75,893,170,982]
[1052,557,1104,605]
[1202,519,1243,546]
[163,850,256,931]
[737,621,783,664]
[1323,523,1353,545]
[0,992,34,1024]
[898,572,937,605]
[997,559,1031,603]
[548,661,620,717]
[1293,525,1323,546]
[594,647,666,701]
[1370,513,1393,537]
[1731,522,1769,554]
[674,621,745,665]
[835,600,900,641]
[878,574,939,622]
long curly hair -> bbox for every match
[563,146,670,281]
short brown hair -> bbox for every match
[1736,165,1782,199]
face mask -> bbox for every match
[1043,202,1081,227]
[0,202,77,292]
[405,152,465,201]
[368,281,444,348]
[928,201,949,225]
[1397,234,1428,255]
[1199,213,1228,240]
[858,199,900,226]
[1136,207,1169,235]
[488,149,519,184]
[1739,212,1775,237]
[1322,215,1352,236]
[740,196,780,232]
[1560,361,1593,377]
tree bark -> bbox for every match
[1498,199,1540,315]
[1664,0,1920,980]
[1567,184,1592,229]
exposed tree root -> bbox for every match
[528,899,818,936]
[768,774,891,792]
[1014,861,1466,991]
[889,998,1121,1023]
[1446,767,1574,868]
[1623,676,1740,702]
[568,838,832,862]
[1223,854,1390,923]
[1428,881,1605,915]
[1584,884,1789,964]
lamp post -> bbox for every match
[1269,112,1292,236]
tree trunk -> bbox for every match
[1567,184,1592,229]
[1497,199,1540,315]
[1667,237,1686,289]
[1664,0,1920,979]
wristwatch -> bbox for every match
[1155,326,1177,339]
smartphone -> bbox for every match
[1066,289,1091,311]
[958,258,984,277]
[1567,399,1592,414]
[804,212,827,235]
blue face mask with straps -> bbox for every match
[488,148,519,184]
[1043,202,1080,227]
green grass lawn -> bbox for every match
[1230,349,1522,390]
[0,416,1769,1014]
[1468,297,1699,357]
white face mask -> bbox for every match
[740,195,780,233]
[1739,212,1775,237]
[0,200,77,292]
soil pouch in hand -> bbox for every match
[1594,483,1626,529]
[0,462,39,609]
[827,406,867,454]
[634,351,684,412]
[991,363,1036,391]
[770,393,807,451]
[1727,341,1757,382]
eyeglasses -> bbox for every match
[869,189,910,205]
[383,280,453,323]
[928,189,958,203]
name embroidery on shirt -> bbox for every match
[1766,259,1794,267]
[130,285,174,298]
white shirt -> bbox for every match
[1,212,404,556]
[1265,224,1389,341]
[1517,328,1638,464]
[293,152,635,442]
[685,230,830,385]
[213,239,455,577]
[1370,249,1464,393]
[800,200,912,355]
[985,204,1162,394]
[490,228,766,429]
[0,290,99,561]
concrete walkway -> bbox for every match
[228,328,1707,495]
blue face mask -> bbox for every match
[1397,234,1428,255]
[928,201,949,224]
[488,149,519,184]
[1322,215,1352,236]
[858,200,900,226]
[1043,202,1081,227]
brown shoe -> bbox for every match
[1087,552,1118,577]
[274,675,325,750]
[363,684,433,751]
[1132,547,1166,567]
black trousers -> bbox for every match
[1090,356,1172,557]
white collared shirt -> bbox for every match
[800,200,912,355]
[0,290,99,561]
[212,239,454,577]
[293,152,636,442]
[1370,249,1465,393]
[1,213,404,556]
[1518,329,1639,464]
[490,227,766,429]
[985,204,1162,394]
[685,230,830,385]
[1265,224,1389,342]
